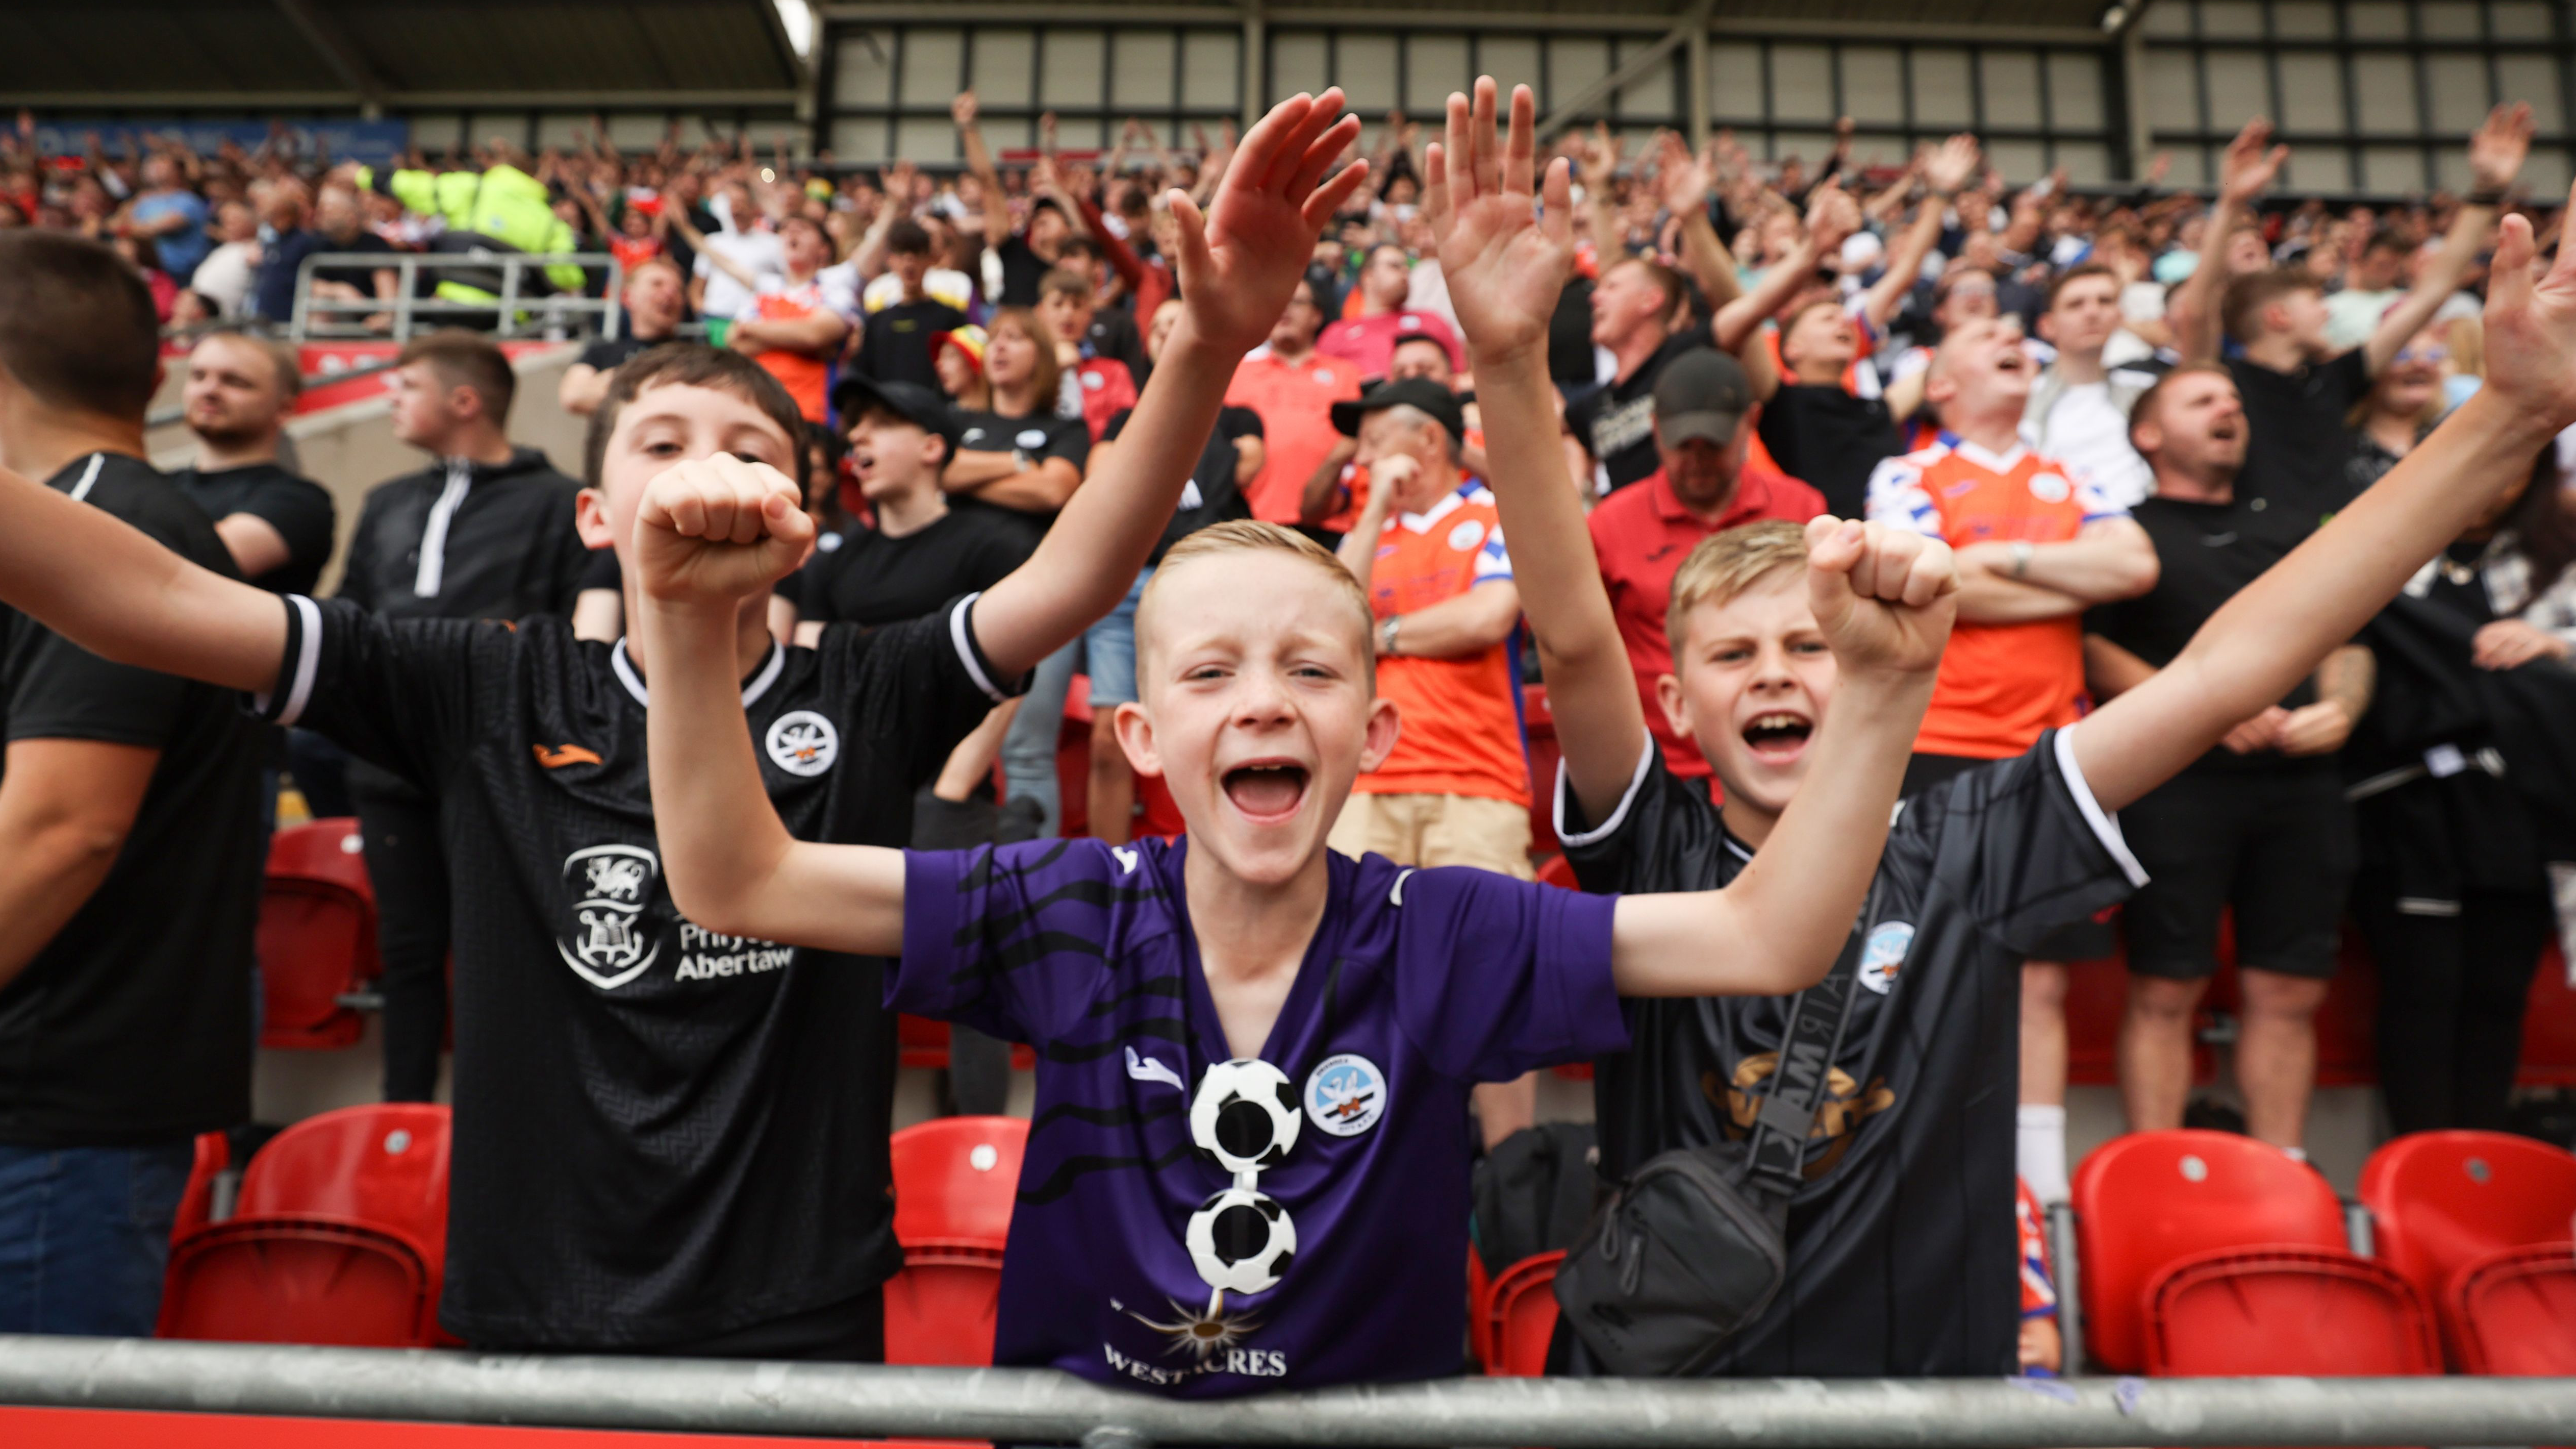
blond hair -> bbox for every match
[1140,520,1377,678]
[1666,520,1809,656]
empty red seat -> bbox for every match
[1466,1247,1493,1367]
[257,818,377,1049]
[891,1115,1026,1252]
[2360,1131,2576,1331]
[236,1104,450,1258]
[158,1218,430,1346]
[881,1246,1004,1367]
[169,1132,228,1244]
[2072,1130,2348,1372]
[1481,1250,1564,1377]
[2144,1246,2438,1377]
[2446,1241,2576,1375]
[2519,944,2576,1084]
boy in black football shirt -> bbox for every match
[1438,91,2576,1377]
[0,89,1376,1356]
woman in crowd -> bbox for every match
[2347,326,2455,492]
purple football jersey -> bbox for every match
[894,836,1625,1395]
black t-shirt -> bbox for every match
[578,334,675,376]
[1101,404,1259,562]
[0,454,262,1146]
[1558,730,2139,1376]
[996,234,1050,308]
[2087,492,2328,775]
[1565,327,1714,492]
[171,462,338,596]
[854,297,970,393]
[1083,307,1147,381]
[255,594,1018,1348]
[312,230,395,291]
[953,407,1091,521]
[2230,351,2370,531]
[1757,384,1907,520]
[795,505,1040,627]
[1549,276,1598,387]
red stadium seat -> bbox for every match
[158,1218,431,1346]
[1524,685,1560,856]
[237,1104,450,1258]
[1466,1247,1494,1367]
[2521,944,2576,1085]
[1481,1250,1564,1377]
[2071,1129,2348,1372]
[257,818,377,1050]
[2143,1246,2439,1377]
[169,1131,228,1244]
[891,1116,1027,1251]
[2360,1130,2576,1365]
[882,1246,1004,1367]
[1535,854,1576,890]
[899,1014,953,1070]
[2446,1241,2576,1375]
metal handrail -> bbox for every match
[3,1337,2572,1446]
[288,251,625,343]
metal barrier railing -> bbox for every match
[289,251,625,343]
[3,1337,2572,1446]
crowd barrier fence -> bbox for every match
[3,1336,2573,1446]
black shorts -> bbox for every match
[2117,765,2356,982]
[1905,751,2116,961]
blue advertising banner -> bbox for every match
[32,119,412,167]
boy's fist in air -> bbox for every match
[636,455,815,608]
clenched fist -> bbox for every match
[635,454,816,608]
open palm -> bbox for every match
[2482,182,2576,430]
[1424,79,1573,361]
[1169,90,1372,354]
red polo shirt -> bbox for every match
[1587,464,1825,778]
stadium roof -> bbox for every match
[0,0,807,110]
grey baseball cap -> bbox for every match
[1652,348,1753,447]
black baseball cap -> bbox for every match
[832,374,962,460]
[1330,376,1466,442]
[1651,348,1753,447]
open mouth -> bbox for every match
[1221,761,1311,822]
[1741,712,1814,763]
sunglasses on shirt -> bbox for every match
[1184,1058,1302,1295]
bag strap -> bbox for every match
[1742,877,1883,1200]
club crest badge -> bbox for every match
[1858,921,1916,996]
[766,710,839,777]
[559,844,661,989]
[1303,1053,1386,1137]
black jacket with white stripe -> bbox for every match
[338,446,588,623]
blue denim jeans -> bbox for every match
[0,1140,194,1335]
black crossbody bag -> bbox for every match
[1551,883,1882,1377]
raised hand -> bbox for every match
[1804,517,1958,681]
[2220,117,2288,206]
[1651,128,1711,216]
[2469,102,2535,194]
[1803,179,1859,255]
[635,455,817,609]
[2479,180,2576,432]
[1166,90,1371,355]
[1424,79,1573,362]
[1923,132,1981,195]
[949,91,979,130]
[1578,121,1620,191]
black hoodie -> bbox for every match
[338,446,589,623]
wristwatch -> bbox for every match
[2009,541,2036,579]
[1380,616,1402,657]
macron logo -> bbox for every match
[1112,846,1139,875]
[1125,1047,1184,1094]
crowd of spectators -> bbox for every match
[7,88,2574,1210]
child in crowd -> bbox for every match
[1436,82,2576,1376]
[632,80,1961,1398]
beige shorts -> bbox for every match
[1326,790,1535,880]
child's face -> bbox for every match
[1120,552,1397,887]
[577,380,802,570]
[1664,572,1839,825]
[1039,289,1091,342]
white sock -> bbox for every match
[2017,1104,2070,1203]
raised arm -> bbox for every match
[1425,81,1647,823]
[0,467,284,695]
[2365,104,2530,375]
[2171,119,2285,364]
[1650,130,1740,315]
[967,91,1372,680]
[1715,181,1855,359]
[1860,134,1979,332]
[2073,195,2576,810]
[953,92,1007,254]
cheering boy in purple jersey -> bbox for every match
[1442,85,2576,1376]
[632,84,1960,1396]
